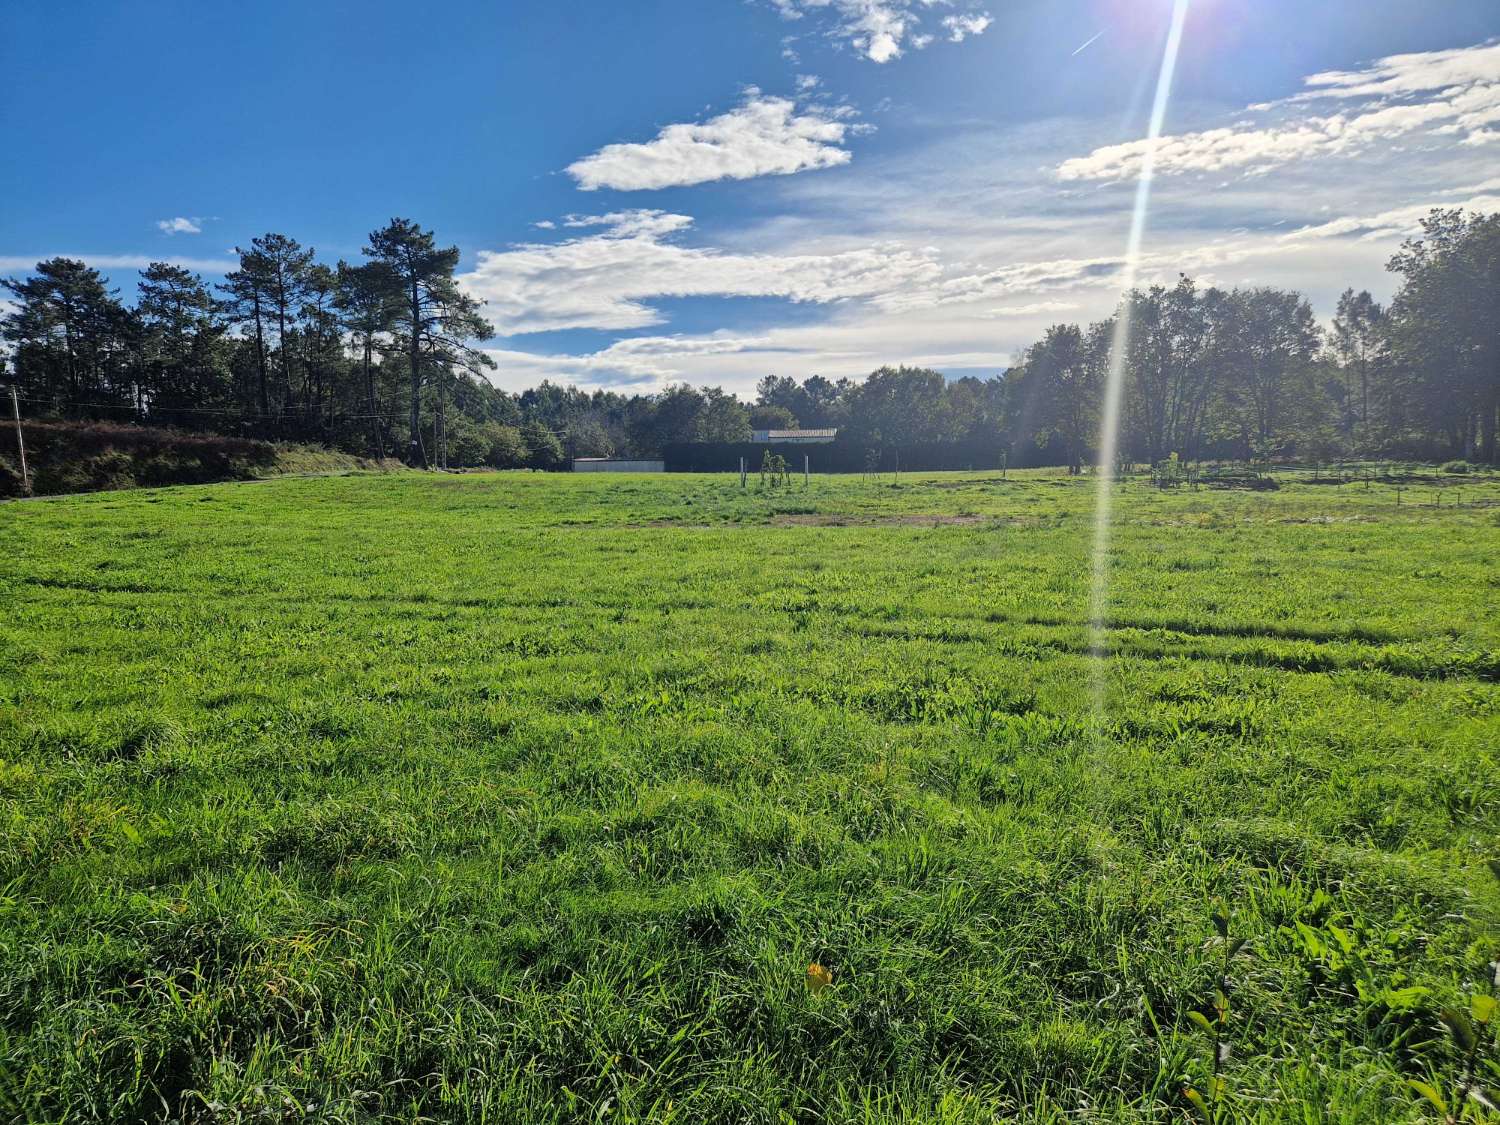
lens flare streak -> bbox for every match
[1089,0,1191,710]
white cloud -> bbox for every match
[461,210,943,334]
[768,1,991,64]
[1286,191,1500,242]
[560,210,696,239]
[482,304,1026,394]
[566,93,855,191]
[467,168,1500,354]
[942,13,991,43]
[470,38,1500,398]
[990,300,1079,317]
[156,216,203,235]
[1442,175,1500,196]
[484,334,778,390]
[0,253,237,274]
[467,180,1500,396]
[1301,40,1500,100]
[1058,39,1500,182]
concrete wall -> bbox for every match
[572,459,665,472]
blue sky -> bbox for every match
[3,0,1498,394]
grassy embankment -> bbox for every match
[0,420,396,498]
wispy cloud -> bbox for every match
[1059,39,1500,181]
[0,253,237,274]
[156,216,204,235]
[767,0,991,64]
[485,334,777,389]
[466,175,1500,394]
[1286,190,1500,242]
[559,211,696,238]
[566,91,856,191]
[462,209,1280,344]
[990,300,1080,317]
[460,209,942,334]
[1300,40,1500,101]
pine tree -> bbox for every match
[137,263,226,418]
[1,258,131,412]
[336,261,401,458]
[362,219,494,467]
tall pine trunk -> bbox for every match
[251,293,269,419]
[276,288,291,418]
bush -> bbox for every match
[567,417,616,459]
[1440,460,1471,475]
[443,417,493,468]
[482,423,528,469]
[520,420,565,470]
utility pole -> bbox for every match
[804,454,809,487]
[8,386,29,496]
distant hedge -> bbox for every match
[662,438,1016,473]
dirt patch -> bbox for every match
[771,513,989,527]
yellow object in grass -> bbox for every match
[806,963,833,993]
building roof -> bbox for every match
[755,428,837,439]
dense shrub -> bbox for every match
[482,423,528,469]
[521,419,566,470]
[442,417,494,468]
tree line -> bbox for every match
[2,220,507,468]
[999,208,1499,469]
[751,212,1496,468]
[3,208,1495,468]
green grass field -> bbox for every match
[3,469,1498,1123]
